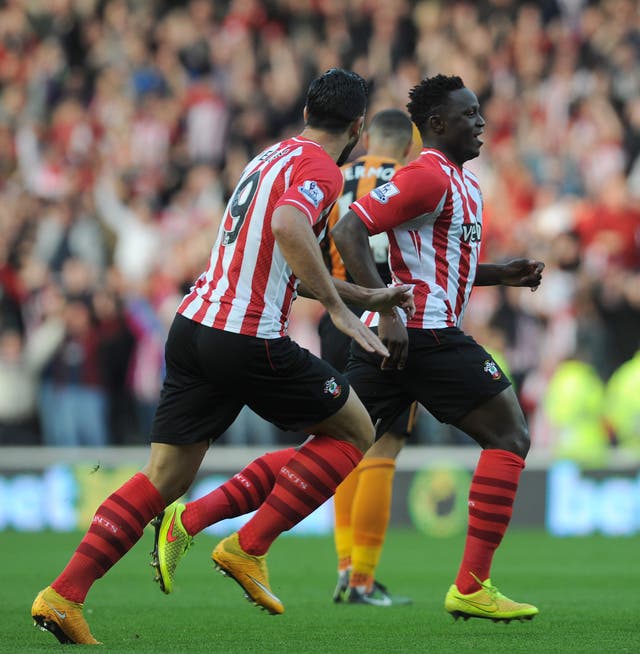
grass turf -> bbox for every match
[7,528,639,653]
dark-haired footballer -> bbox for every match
[332,74,544,622]
[31,68,416,644]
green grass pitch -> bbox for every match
[6,528,639,653]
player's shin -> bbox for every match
[181,447,296,535]
[455,449,524,593]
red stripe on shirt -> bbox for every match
[431,191,455,326]
[450,174,473,321]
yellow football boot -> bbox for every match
[150,502,193,594]
[212,532,284,615]
[31,586,101,645]
[445,576,538,623]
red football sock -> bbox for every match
[455,449,524,594]
[181,448,296,535]
[51,472,165,603]
[239,435,362,555]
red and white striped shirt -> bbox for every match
[351,148,483,329]
[178,137,342,337]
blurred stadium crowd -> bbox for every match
[0,0,638,457]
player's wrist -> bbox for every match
[355,285,382,311]
[354,285,373,307]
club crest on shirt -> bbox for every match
[298,180,324,208]
[483,359,502,380]
[323,376,342,398]
[371,182,399,204]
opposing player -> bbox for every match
[30,68,415,645]
[320,109,415,606]
[332,74,543,622]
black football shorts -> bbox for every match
[318,310,354,372]
[346,327,511,436]
[319,310,417,438]
[150,314,350,445]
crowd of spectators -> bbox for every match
[0,0,638,456]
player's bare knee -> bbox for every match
[329,391,375,452]
[337,418,374,453]
[513,426,530,459]
[368,432,405,459]
[356,421,376,453]
[500,424,530,460]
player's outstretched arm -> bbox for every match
[272,205,390,359]
[474,260,545,290]
[299,278,415,318]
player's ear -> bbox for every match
[429,113,445,135]
[362,130,370,151]
[303,106,309,123]
[351,115,365,139]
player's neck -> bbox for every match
[423,141,464,169]
[298,127,347,164]
[367,148,403,163]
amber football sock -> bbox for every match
[455,449,524,594]
[333,466,360,571]
[349,458,395,588]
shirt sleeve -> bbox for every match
[350,159,450,235]
[274,151,342,225]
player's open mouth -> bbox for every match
[473,132,483,145]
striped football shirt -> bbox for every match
[178,137,342,337]
[351,148,483,329]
